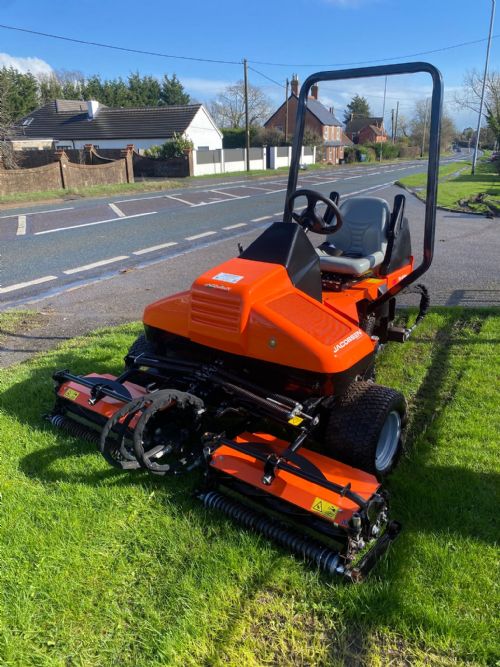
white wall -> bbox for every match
[55,138,170,151]
[185,107,223,150]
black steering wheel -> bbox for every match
[286,189,343,235]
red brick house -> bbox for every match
[345,116,387,145]
[264,75,352,164]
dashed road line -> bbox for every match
[34,211,157,235]
[109,202,126,217]
[133,241,178,255]
[0,275,58,294]
[251,215,272,222]
[63,255,129,275]
[222,223,247,230]
[185,231,217,241]
[16,215,27,236]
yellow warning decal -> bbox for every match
[364,278,383,284]
[288,415,304,426]
[311,497,340,520]
[64,388,80,401]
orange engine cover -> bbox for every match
[210,432,381,529]
[143,257,375,374]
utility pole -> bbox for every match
[391,108,395,143]
[243,58,250,172]
[472,0,496,175]
[421,98,429,158]
[380,75,387,162]
[394,101,399,143]
[285,78,289,142]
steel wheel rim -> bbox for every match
[375,410,401,472]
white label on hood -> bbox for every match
[212,272,244,284]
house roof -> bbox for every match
[305,97,343,127]
[264,94,343,128]
[346,116,384,135]
[14,100,204,141]
[366,124,386,137]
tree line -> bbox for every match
[0,67,191,124]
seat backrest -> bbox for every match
[326,196,391,257]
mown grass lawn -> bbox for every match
[0,308,498,666]
[398,159,500,215]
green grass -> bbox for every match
[0,310,46,346]
[398,159,500,215]
[0,180,182,207]
[0,308,498,665]
[397,161,469,189]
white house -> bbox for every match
[15,99,222,152]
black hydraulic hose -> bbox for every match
[219,380,292,421]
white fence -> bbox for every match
[192,146,316,177]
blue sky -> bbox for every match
[0,0,498,129]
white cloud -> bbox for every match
[0,52,53,77]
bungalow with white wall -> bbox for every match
[15,99,222,152]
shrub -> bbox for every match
[143,133,193,159]
[369,141,399,160]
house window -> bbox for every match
[197,146,209,151]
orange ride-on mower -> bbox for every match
[48,63,443,581]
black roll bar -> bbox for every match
[283,62,443,305]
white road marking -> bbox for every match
[251,215,272,222]
[345,181,394,197]
[185,231,217,241]
[133,241,178,255]
[166,194,197,206]
[63,255,129,275]
[222,223,247,230]
[265,188,287,194]
[344,175,364,180]
[0,206,74,221]
[209,189,242,199]
[16,215,27,236]
[34,211,157,235]
[0,275,58,294]
[109,202,126,217]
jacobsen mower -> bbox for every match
[47,63,443,581]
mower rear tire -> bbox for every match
[325,381,407,478]
[125,334,156,368]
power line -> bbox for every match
[0,23,242,65]
[0,22,498,72]
[247,65,285,88]
[248,34,500,68]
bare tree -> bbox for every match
[410,99,457,151]
[455,69,500,147]
[209,81,272,128]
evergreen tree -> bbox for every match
[0,67,39,120]
[127,72,161,106]
[344,95,372,125]
[160,74,190,106]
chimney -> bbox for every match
[87,100,100,119]
[309,84,319,100]
[290,74,299,97]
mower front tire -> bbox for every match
[125,334,156,368]
[325,381,407,479]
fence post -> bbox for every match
[121,145,135,183]
[184,148,194,177]
[55,150,69,189]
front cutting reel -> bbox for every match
[48,363,400,582]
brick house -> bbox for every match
[264,75,352,164]
[345,116,387,145]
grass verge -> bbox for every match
[0,308,498,665]
[398,158,500,215]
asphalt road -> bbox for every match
[0,154,474,309]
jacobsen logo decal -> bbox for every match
[333,330,363,354]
